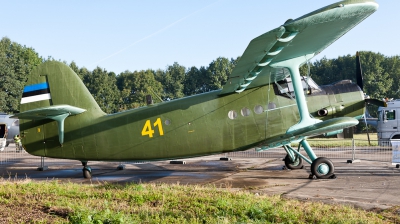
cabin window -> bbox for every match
[254,105,264,114]
[268,103,276,110]
[241,107,251,117]
[384,110,396,120]
[228,110,238,119]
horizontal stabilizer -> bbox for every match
[12,105,86,145]
[11,105,86,120]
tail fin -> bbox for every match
[16,61,105,146]
[20,61,105,116]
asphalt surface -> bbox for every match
[1,150,400,210]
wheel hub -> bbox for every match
[317,163,329,175]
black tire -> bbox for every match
[83,167,92,179]
[284,154,303,169]
[311,157,334,179]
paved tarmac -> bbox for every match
[1,152,400,210]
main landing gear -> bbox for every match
[270,54,336,179]
[283,140,336,179]
[310,157,335,179]
[81,161,92,179]
[284,154,304,169]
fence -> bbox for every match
[0,139,394,170]
[225,139,393,162]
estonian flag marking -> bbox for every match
[21,82,51,104]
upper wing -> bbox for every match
[220,0,378,94]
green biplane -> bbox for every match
[14,0,383,179]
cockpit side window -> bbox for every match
[384,110,396,120]
[274,76,321,98]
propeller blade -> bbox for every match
[364,114,371,146]
[365,99,387,107]
[356,51,363,91]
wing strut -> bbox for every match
[271,53,320,133]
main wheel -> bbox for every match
[311,157,334,179]
[284,154,303,169]
[83,166,92,179]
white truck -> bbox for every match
[377,100,400,145]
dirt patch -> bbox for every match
[0,203,68,223]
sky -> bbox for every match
[1,0,398,75]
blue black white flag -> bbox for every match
[20,82,51,104]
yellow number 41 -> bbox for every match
[141,118,164,138]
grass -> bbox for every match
[0,179,398,223]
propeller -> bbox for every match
[365,99,387,107]
[357,52,390,146]
[356,51,371,145]
[356,51,363,91]
[357,52,387,107]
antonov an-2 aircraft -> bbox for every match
[13,0,383,179]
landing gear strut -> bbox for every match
[283,140,336,179]
[81,161,92,179]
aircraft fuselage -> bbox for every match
[21,80,364,161]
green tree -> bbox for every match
[206,57,233,91]
[359,51,392,99]
[117,69,163,109]
[162,62,186,100]
[382,55,400,99]
[0,37,42,113]
[83,67,120,113]
[309,54,356,86]
[183,66,207,95]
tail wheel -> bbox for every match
[311,157,334,179]
[284,154,303,169]
[83,166,92,179]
